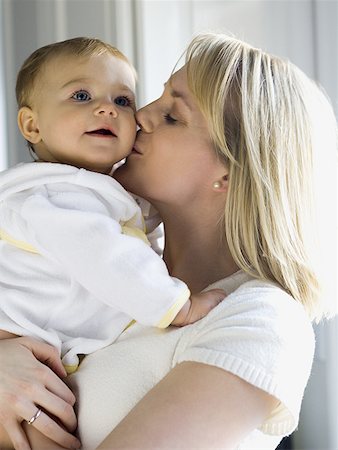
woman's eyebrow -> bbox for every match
[164,82,192,111]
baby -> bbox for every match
[0,37,225,373]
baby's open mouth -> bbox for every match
[86,128,116,137]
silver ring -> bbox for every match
[27,408,42,425]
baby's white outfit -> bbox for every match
[0,162,190,371]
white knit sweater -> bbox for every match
[69,270,315,449]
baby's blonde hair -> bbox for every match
[16,36,135,109]
[186,33,338,322]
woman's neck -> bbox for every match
[160,210,239,293]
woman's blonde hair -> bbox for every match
[185,33,337,322]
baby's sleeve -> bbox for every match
[173,281,315,436]
[19,187,189,328]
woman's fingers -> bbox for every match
[0,337,79,448]
[24,359,76,416]
[22,409,81,450]
[19,337,67,380]
[1,420,31,450]
[21,385,77,432]
[16,338,76,410]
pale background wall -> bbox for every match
[0,1,337,449]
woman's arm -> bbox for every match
[0,337,81,450]
[0,330,19,339]
[98,361,278,449]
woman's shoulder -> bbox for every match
[195,272,315,365]
[207,270,312,329]
[179,270,315,352]
[174,271,315,437]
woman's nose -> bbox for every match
[94,101,118,118]
[135,105,154,133]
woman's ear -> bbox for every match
[17,107,41,144]
[212,175,228,192]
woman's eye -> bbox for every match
[71,90,91,102]
[115,96,131,107]
[164,113,177,124]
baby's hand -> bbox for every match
[171,289,226,326]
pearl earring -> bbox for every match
[213,181,221,189]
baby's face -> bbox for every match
[30,52,137,174]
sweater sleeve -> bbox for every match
[173,280,315,436]
[18,188,189,327]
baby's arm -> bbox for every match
[17,186,222,329]
[18,192,193,327]
[171,289,226,326]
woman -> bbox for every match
[0,33,337,450]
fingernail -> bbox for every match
[72,440,81,449]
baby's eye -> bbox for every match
[164,113,177,124]
[71,90,91,102]
[115,96,132,107]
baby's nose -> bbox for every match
[95,101,118,117]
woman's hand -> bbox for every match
[0,337,81,450]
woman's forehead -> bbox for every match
[166,66,195,111]
[167,66,187,91]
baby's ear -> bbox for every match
[17,106,41,144]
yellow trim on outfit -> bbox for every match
[156,289,191,328]
[121,214,150,246]
[121,225,150,246]
[123,319,136,331]
[63,364,79,375]
[0,220,150,253]
[0,229,39,254]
